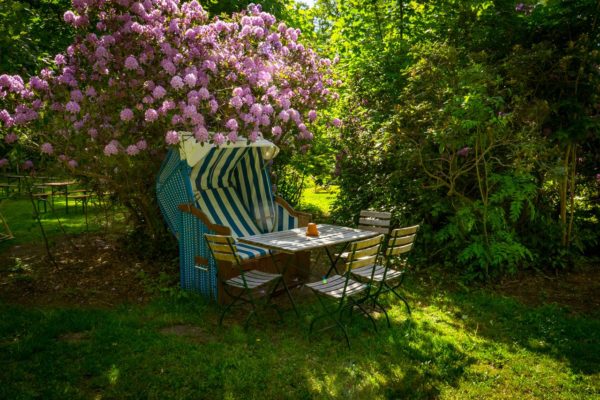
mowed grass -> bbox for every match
[0,196,124,247]
[300,180,339,218]
[1,277,599,399]
[1,186,599,399]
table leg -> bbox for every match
[269,250,299,316]
[65,186,69,214]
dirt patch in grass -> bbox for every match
[0,233,174,307]
[494,265,600,315]
[58,331,90,343]
[1,231,599,317]
[159,324,215,344]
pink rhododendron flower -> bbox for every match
[88,128,98,138]
[54,54,66,65]
[457,147,470,157]
[308,110,317,121]
[225,118,239,131]
[85,86,97,97]
[227,131,238,142]
[152,85,166,99]
[278,110,289,122]
[194,126,209,142]
[249,130,259,142]
[104,142,119,156]
[5,133,17,144]
[165,130,179,145]
[126,144,140,155]
[212,132,226,146]
[144,108,158,122]
[209,99,218,113]
[66,101,80,113]
[198,87,210,99]
[230,96,243,109]
[41,142,54,154]
[332,118,342,127]
[170,75,184,89]
[272,126,282,136]
[124,55,139,70]
[136,139,147,150]
[184,73,197,87]
[120,108,134,121]
[63,11,76,23]
[68,159,78,168]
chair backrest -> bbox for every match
[386,225,419,258]
[204,234,241,265]
[358,210,392,235]
[345,234,385,273]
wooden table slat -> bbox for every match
[238,224,378,254]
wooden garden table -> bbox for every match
[35,181,76,213]
[239,224,379,314]
[240,224,379,276]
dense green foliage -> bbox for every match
[298,0,600,279]
[0,0,74,75]
[1,0,598,279]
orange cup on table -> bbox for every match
[306,223,319,237]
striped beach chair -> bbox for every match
[156,133,310,302]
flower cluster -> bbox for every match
[0,1,339,172]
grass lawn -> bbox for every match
[0,196,124,247]
[299,180,339,219]
[1,190,599,399]
[1,277,599,399]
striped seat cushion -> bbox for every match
[235,242,270,260]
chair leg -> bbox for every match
[219,295,240,326]
[387,284,411,315]
[373,298,391,327]
[352,300,378,333]
[309,294,351,348]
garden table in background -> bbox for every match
[1,174,26,195]
[35,181,76,213]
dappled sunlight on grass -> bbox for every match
[0,275,598,398]
[0,197,126,247]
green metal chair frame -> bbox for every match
[351,225,419,323]
[306,234,385,348]
[205,233,289,328]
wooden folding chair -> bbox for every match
[326,210,392,277]
[205,234,288,328]
[306,234,385,348]
[351,225,419,322]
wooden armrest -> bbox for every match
[274,196,312,227]
[178,203,231,235]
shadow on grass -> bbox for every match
[0,292,474,399]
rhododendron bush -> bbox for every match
[0,0,337,236]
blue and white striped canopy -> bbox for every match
[185,137,278,238]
